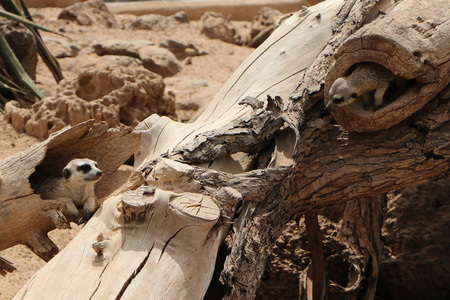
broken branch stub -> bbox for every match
[175,100,283,164]
[325,0,450,132]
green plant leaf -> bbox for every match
[2,0,64,82]
[0,10,54,33]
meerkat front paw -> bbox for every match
[82,197,97,222]
[56,197,81,221]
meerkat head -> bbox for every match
[328,77,358,108]
[62,158,103,185]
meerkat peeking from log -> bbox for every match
[37,158,103,223]
[328,62,407,111]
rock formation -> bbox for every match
[4,65,176,139]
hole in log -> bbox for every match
[29,153,132,211]
[328,62,417,117]
[326,254,351,288]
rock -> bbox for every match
[233,23,252,46]
[92,39,154,58]
[250,7,282,40]
[43,37,79,58]
[4,101,31,133]
[378,180,450,300]
[138,46,182,78]
[129,11,190,31]
[161,39,202,60]
[129,14,169,31]
[84,55,143,69]
[5,65,177,139]
[164,77,221,122]
[245,7,282,48]
[58,0,118,28]
[168,11,190,24]
[200,11,237,44]
[0,20,37,80]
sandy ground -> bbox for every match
[0,7,253,299]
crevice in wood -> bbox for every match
[424,150,445,161]
[115,244,154,300]
[158,226,188,262]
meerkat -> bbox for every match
[328,62,406,111]
[37,158,103,223]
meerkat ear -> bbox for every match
[63,168,71,179]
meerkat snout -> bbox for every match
[328,78,358,108]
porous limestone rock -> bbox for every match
[4,66,176,139]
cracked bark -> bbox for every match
[1,0,449,299]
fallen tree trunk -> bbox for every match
[1,0,449,298]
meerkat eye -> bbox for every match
[78,164,92,173]
[350,92,358,99]
[95,163,99,168]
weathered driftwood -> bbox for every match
[1,0,449,299]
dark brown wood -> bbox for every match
[304,210,327,300]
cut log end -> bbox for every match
[170,192,220,223]
[121,186,157,224]
[121,186,220,224]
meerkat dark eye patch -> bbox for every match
[78,164,92,173]
[333,97,345,104]
[350,92,358,99]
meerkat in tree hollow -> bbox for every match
[328,62,406,111]
[38,158,103,223]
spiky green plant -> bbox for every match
[0,0,63,111]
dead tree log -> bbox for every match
[0,0,448,298]
[0,122,140,271]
